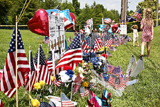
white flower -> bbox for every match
[80,74,84,79]
[78,67,84,73]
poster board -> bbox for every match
[49,14,65,60]
[120,25,127,35]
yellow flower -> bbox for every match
[51,76,55,82]
[39,80,45,87]
[34,82,41,91]
[31,99,40,107]
[82,81,89,87]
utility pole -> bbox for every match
[156,0,159,27]
[121,0,128,23]
[124,0,128,24]
[121,0,124,22]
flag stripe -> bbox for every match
[4,88,16,98]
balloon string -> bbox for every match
[17,0,32,24]
[18,0,28,20]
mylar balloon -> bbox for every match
[46,9,59,15]
[104,24,110,32]
[104,18,111,24]
[98,24,105,31]
[111,23,118,33]
[65,12,76,30]
[108,28,112,33]
[116,27,121,34]
[27,9,49,36]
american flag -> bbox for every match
[105,38,112,48]
[55,34,82,71]
[133,8,142,22]
[122,36,129,44]
[72,74,81,94]
[80,29,84,34]
[94,38,102,52]
[61,93,75,107]
[47,51,54,74]
[119,36,124,45]
[34,45,52,85]
[82,40,86,49]
[108,75,115,87]
[106,51,112,57]
[116,77,126,90]
[127,15,136,22]
[0,27,30,92]
[0,99,3,107]
[56,80,61,87]
[25,50,37,91]
[80,87,89,97]
[83,36,95,53]
[108,64,115,74]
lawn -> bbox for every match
[0,26,160,107]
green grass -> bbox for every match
[0,27,160,107]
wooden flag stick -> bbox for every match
[28,46,31,107]
[46,42,50,58]
[36,44,40,82]
[15,16,19,107]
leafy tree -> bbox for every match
[103,11,114,21]
[77,4,92,29]
[0,0,12,24]
[8,0,40,25]
[39,0,61,10]
[72,0,81,16]
[127,10,134,16]
[136,0,159,19]
[60,1,75,13]
[110,9,120,23]
[93,4,105,26]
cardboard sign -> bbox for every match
[120,25,127,35]
[49,14,65,60]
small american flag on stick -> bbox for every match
[133,8,142,22]
[80,87,89,97]
[1,27,30,92]
[55,34,82,72]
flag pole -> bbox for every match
[46,42,50,58]
[28,46,31,107]
[36,44,40,82]
[15,16,19,107]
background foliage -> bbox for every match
[1,0,160,32]
[0,25,160,107]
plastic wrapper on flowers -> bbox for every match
[74,61,96,83]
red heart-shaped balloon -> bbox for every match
[27,9,49,36]
[112,23,119,33]
[65,12,76,30]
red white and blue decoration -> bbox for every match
[104,18,111,24]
